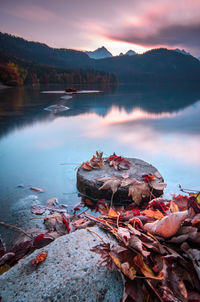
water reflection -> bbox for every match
[0,83,200,220]
[1,83,200,139]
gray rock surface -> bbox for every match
[0,226,124,302]
[77,158,164,203]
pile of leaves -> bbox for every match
[81,151,131,171]
[81,151,104,170]
[84,192,200,302]
[97,172,166,205]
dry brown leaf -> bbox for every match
[121,262,136,280]
[134,254,164,280]
[117,227,131,245]
[121,178,136,187]
[129,235,150,257]
[128,181,150,205]
[144,210,188,238]
[98,177,121,194]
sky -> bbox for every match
[0,0,200,56]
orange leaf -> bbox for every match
[143,209,164,220]
[170,199,179,213]
[32,251,47,266]
[134,254,164,280]
[81,162,93,171]
[108,208,118,218]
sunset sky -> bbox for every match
[0,0,200,56]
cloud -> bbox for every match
[108,23,200,49]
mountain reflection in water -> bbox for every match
[0,83,200,227]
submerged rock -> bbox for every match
[44,104,69,113]
[0,226,123,302]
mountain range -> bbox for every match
[85,47,136,59]
[1,32,200,85]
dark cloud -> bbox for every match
[109,23,200,49]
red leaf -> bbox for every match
[143,174,155,183]
[33,234,54,249]
[30,186,45,193]
[9,241,32,265]
[108,153,118,160]
[62,214,71,233]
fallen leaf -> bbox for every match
[30,205,46,215]
[98,177,121,194]
[170,199,179,213]
[189,193,200,204]
[46,197,58,207]
[108,208,118,218]
[144,210,188,238]
[0,252,15,266]
[33,234,54,249]
[128,180,150,205]
[30,186,45,193]
[134,254,164,280]
[81,161,93,171]
[121,262,136,280]
[0,264,10,275]
[117,227,131,245]
[10,241,32,265]
[142,209,164,220]
[61,214,71,233]
[129,235,150,257]
[32,251,47,266]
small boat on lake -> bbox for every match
[65,88,77,93]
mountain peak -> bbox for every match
[85,46,113,59]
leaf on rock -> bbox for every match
[144,210,188,238]
[32,251,47,266]
[81,161,93,171]
[82,151,104,171]
[30,205,46,215]
[30,186,45,193]
[33,234,54,249]
[128,180,150,205]
[134,254,164,280]
[98,177,121,194]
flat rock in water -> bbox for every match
[0,226,123,302]
[77,158,164,204]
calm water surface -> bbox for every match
[0,84,200,224]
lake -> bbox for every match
[0,83,200,226]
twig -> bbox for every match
[179,184,200,193]
[86,228,106,243]
[0,221,33,239]
[60,163,81,165]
